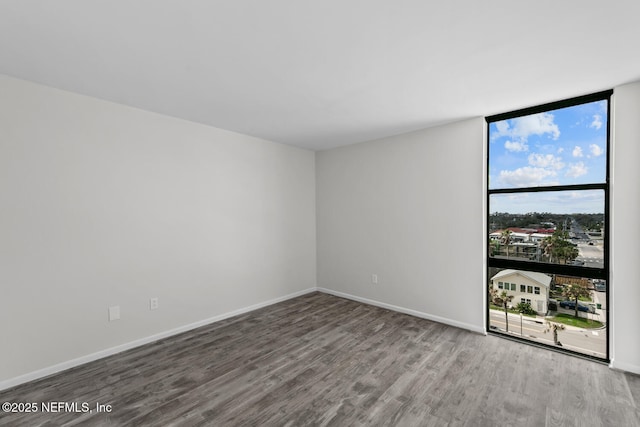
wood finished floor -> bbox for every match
[1,292,639,426]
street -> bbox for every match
[570,217,604,268]
[489,310,606,359]
[576,241,604,268]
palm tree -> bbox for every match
[490,287,514,332]
[562,282,592,318]
[500,229,513,258]
[544,321,566,346]
[541,236,555,263]
[541,230,579,264]
[560,245,579,264]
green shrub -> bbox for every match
[515,302,537,315]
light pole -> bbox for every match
[520,312,523,337]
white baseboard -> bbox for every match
[610,359,640,375]
[0,287,317,392]
[316,287,486,335]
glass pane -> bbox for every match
[488,268,606,359]
[489,100,607,190]
[489,190,604,268]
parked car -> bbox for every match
[559,300,592,312]
[594,282,606,292]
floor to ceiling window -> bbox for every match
[486,90,611,361]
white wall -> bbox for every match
[316,118,485,332]
[0,75,316,386]
[611,81,640,374]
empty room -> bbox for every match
[1,1,639,426]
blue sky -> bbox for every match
[489,100,607,214]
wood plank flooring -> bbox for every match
[1,292,638,426]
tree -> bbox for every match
[541,236,555,263]
[490,287,514,332]
[544,321,566,346]
[541,230,579,264]
[562,282,592,318]
[558,244,579,263]
[490,240,500,257]
[515,302,536,316]
[500,229,513,258]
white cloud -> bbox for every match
[505,140,528,152]
[590,144,604,157]
[572,146,583,157]
[528,153,564,170]
[590,114,603,130]
[514,113,561,140]
[498,167,557,187]
[565,162,588,178]
[568,191,594,201]
[495,121,510,134]
[493,113,560,142]
[557,147,564,154]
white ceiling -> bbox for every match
[1,1,639,151]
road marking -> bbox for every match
[592,331,599,336]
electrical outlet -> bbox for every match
[150,297,159,310]
[372,274,378,284]
[108,305,120,321]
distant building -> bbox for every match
[489,227,555,243]
[489,228,555,260]
[554,275,590,288]
[490,269,552,314]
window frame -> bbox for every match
[486,90,612,362]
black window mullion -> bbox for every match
[486,90,613,123]
[488,183,606,195]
